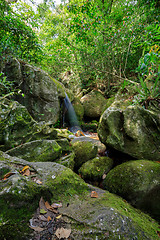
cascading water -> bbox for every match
[63,93,82,133]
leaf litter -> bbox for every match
[29,197,72,240]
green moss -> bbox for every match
[50,77,66,98]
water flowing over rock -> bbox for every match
[1,57,66,123]
[98,105,160,161]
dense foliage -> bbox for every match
[0,0,159,100]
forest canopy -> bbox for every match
[0,0,159,94]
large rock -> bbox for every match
[0,99,57,151]
[72,141,98,169]
[6,140,62,162]
[103,160,160,220]
[2,57,66,123]
[79,156,113,182]
[0,152,159,240]
[98,105,160,161]
[80,90,107,118]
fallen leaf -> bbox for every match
[91,191,98,198]
[40,208,47,214]
[39,197,47,210]
[39,215,47,221]
[22,168,30,176]
[2,172,15,180]
[45,201,52,210]
[36,180,42,185]
[55,227,71,239]
[47,216,51,222]
[21,165,30,173]
[56,214,62,219]
[29,226,44,232]
[157,231,160,237]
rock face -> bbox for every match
[98,105,160,161]
[6,140,62,162]
[0,152,159,240]
[79,156,113,182]
[72,141,98,169]
[80,90,107,118]
[2,57,66,123]
[0,99,57,150]
[103,160,160,220]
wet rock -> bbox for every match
[72,141,98,169]
[0,152,159,240]
[80,90,107,118]
[79,156,113,182]
[6,140,62,162]
[98,105,160,161]
[56,152,75,170]
[1,57,66,123]
[103,160,160,220]
[72,98,84,121]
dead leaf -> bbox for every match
[91,191,98,198]
[39,197,47,210]
[2,172,15,180]
[55,227,71,239]
[47,216,51,222]
[45,201,52,210]
[39,215,47,221]
[56,214,62,219]
[157,231,160,237]
[22,168,30,176]
[20,165,30,173]
[29,226,44,232]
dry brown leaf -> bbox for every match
[47,216,52,222]
[39,215,47,221]
[45,201,52,210]
[91,191,98,198]
[22,168,30,176]
[3,172,15,180]
[55,227,71,239]
[39,197,47,211]
[29,226,44,232]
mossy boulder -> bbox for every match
[1,57,66,123]
[103,160,160,220]
[56,152,75,170]
[0,152,159,240]
[80,90,107,118]
[98,105,160,161]
[72,97,84,121]
[72,141,98,169]
[0,99,57,151]
[6,140,62,162]
[79,156,113,182]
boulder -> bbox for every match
[98,105,160,161]
[72,141,98,169]
[56,152,75,170]
[80,90,107,118]
[0,99,57,150]
[0,151,159,240]
[2,57,66,123]
[79,156,113,182]
[103,160,160,220]
[72,98,84,121]
[6,140,62,162]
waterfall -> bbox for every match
[63,93,82,133]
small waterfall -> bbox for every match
[63,93,82,133]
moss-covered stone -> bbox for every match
[6,140,62,162]
[0,152,159,240]
[56,152,75,170]
[72,141,98,169]
[98,105,160,161]
[103,160,160,220]
[79,156,113,182]
[80,90,107,118]
[72,97,84,121]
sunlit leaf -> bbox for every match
[55,227,71,239]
